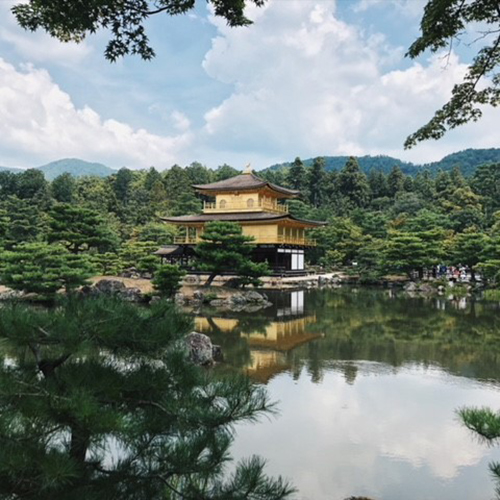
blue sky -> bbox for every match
[0,0,497,170]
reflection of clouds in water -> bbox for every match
[232,364,500,500]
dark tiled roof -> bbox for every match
[154,245,183,256]
[161,212,326,226]
[193,173,300,197]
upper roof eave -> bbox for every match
[160,212,326,227]
[192,173,300,198]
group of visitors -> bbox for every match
[436,265,476,282]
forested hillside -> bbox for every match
[0,157,499,286]
[267,148,500,176]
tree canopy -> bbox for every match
[196,221,269,287]
[405,0,500,148]
[0,297,293,499]
[12,0,265,61]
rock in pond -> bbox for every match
[184,332,219,366]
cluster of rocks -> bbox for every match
[120,267,153,280]
[403,280,477,297]
[81,279,147,302]
[175,289,272,312]
[184,332,223,366]
[266,274,343,289]
[0,289,24,301]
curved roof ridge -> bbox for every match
[192,172,300,197]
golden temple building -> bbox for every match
[160,167,325,274]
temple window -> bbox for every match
[247,198,254,208]
[219,200,226,209]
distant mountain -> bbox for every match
[267,148,500,177]
[423,149,500,176]
[36,158,116,180]
[0,166,23,174]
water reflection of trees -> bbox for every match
[197,289,500,385]
[295,289,500,384]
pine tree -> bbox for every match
[113,168,134,204]
[196,222,269,286]
[144,166,163,191]
[337,157,370,208]
[385,231,443,279]
[0,297,294,499]
[152,264,186,297]
[48,203,119,254]
[119,241,159,269]
[449,231,491,280]
[368,170,389,199]
[0,243,94,298]
[1,196,44,249]
[287,157,308,192]
[387,166,406,197]
[308,157,326,207]
[51,173,76,202]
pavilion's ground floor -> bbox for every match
[156,244,312,276]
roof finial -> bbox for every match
[243,163,252,174]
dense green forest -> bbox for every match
[0,157,499,287]
[267,148,500,177]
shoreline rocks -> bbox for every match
[82,279,147,303]
[176,289,273,312]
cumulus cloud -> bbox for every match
[0,58,192,168]
[201,0,498,165]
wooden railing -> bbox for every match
[174,234,316,246]
[203,200,288,214]
[258,235,317,246]
[174,235,198,244]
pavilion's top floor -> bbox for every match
[193,169,299,215]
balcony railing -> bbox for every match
[174,235,198,244]
[259,235,317,246]
[203,200,288,214]
[173,234,316,246]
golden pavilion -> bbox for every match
[159,166,325,274]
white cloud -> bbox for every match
[353,0,427,17]
[0,58,192,168]
[0,0,92,66]
[200,0,499,165]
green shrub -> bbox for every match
[152,264,185,298]
[483,289,500,301]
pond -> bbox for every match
[195,288,500,500]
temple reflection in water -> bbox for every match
[195,290,320,382]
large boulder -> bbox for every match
[94,279,127,295]
[92,279,146,302]
[243,291,266,303]
[404,281,418,292]
[229,293,247,305]
[184,332,216,366]
[209,299,227,307]
[175,292,186,305]
[119,287,144,302]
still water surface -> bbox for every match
[196,288,500,500]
